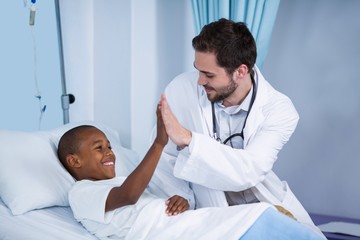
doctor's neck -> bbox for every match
[221,80,253,107]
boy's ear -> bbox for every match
[66,154,81,168]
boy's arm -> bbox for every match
[105,102,168,212]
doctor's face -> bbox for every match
[194,51,237,103]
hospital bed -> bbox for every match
[0,121,328,239]
[0,121,139,239]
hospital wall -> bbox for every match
[2,0,359,220]
[262,0,360,219]
[58,0,195,151]
[0,1,63,131]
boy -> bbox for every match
[57,104,324,239]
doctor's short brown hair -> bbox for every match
[192,18,257,75]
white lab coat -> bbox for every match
[149,67,324,237]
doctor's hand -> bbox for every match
[165,195,189,216]
[160,94,192,149]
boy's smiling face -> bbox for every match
[72,127,116,181]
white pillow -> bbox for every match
[0,121,139,215]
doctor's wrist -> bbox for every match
[176,130,192,150]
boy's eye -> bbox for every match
[108,145,112,150]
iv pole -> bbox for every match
[54,0,74,124]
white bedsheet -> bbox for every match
[0,198,97,240]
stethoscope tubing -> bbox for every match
[211,75,257,145]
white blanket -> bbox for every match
[69,177,272,240]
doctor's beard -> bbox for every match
[206,78,238,103]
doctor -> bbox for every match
[150,18,324,238]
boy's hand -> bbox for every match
[165,195,189,216]
[155,100,168,146]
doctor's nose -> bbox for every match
[197,74,208,86]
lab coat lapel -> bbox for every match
[243,68,267,146]
[197,86,213,137]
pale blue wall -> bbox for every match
[61,0,194,151]
[263,0,360,218]
[0,1,63,131]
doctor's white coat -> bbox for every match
[149,68,323,237]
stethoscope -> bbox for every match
[211,75,257,146]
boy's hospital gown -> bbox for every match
[69,177,273,240]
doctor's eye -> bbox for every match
[205,74,215,79]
